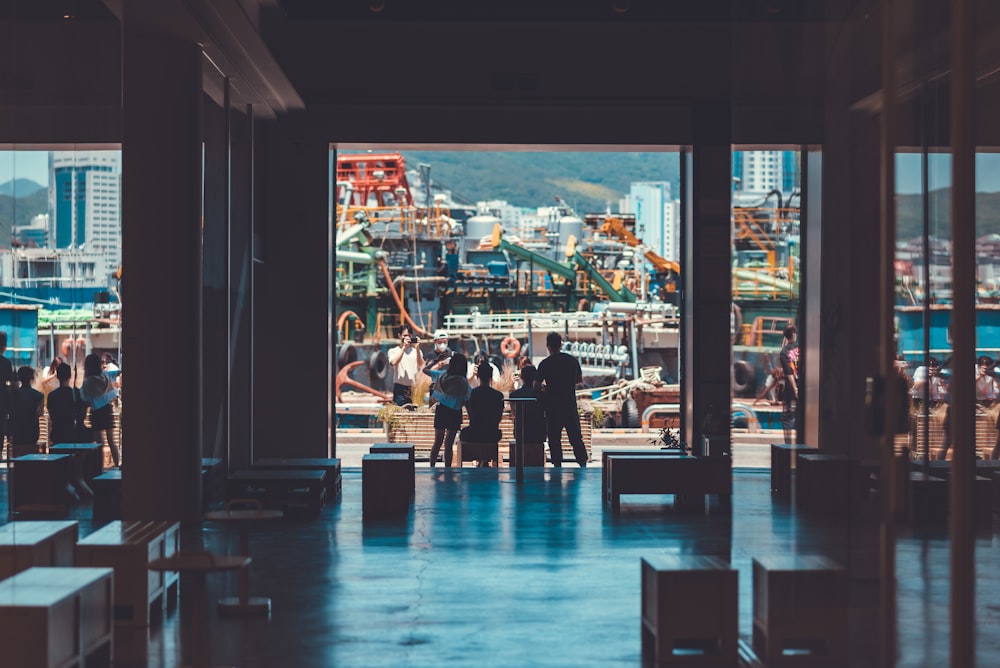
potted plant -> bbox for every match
[375,402,404,440]
[649,426,690,455]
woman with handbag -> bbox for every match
[80,353,121,468]
[422,353,471,467]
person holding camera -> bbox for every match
[387,327,424,406]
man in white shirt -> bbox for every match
[387,328,424,406]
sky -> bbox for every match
[3,149,1000,193]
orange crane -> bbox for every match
[598,216,680,276]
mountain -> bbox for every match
[897,189,1000,240]
[0,188,48,247]
[0,178,45,198]
[399,150,680,213]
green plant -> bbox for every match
[590,405,605,430]
[376,402,404,439]
[650,426,689,453]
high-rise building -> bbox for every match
[732,150,800,196]
[49,151,121,276]
[627,182,672,260]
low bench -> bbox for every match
[75,520,181,626]
[770,444,819,498]
[11,454,77,515]
[795,454,861,513]
[227,470,327,516]
[910,471,992,522]
[0,520,79,580]
[92,470,123,520]
[606,454,731,511]
[362,453,411,517]
[641,555,738,665]
[0,566,114,668]
[370,445,414,491]
[600,448,686,506]
[752,555,847,664]
[252,458,342,500]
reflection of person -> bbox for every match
[461,362,504,467]
[423,354,471,468]
[46,363,85,446]
[975,356,998,404]
[779,325,800,445]
[81,353,121,468]
[387,327,424,406]
[535,332,588,467]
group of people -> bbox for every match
[0,334,121,467]
[387,327,588,468]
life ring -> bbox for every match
[76,337,87,352]
[732,359,756,395]
[501,336,521,358]
[369,350,389,380]
[61,338,72,357]
[337,342,357,367]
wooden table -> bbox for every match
[204,503,284,616]
[149,551,250,668]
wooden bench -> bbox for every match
[795,454,861,513]
[252,457,343,500]
[48,443,105,501]
[227,470,327,516]
[362,453,411,517]
[75,520,181,626]
[389,408,593,464]
[641,555,738,665]
[769,444,819,498]
[600,447,686,505]
[370,445,415,489]
[11,454,77,515]
[0,566,114,668]
[91,470,123,520]
[0,520,79,580]
[606,454,731,511]
[456,440,500,467]
[752,555,847,664]
[910,471,992,522]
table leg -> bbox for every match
[217,525,271,616]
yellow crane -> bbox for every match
[598,216,680,276]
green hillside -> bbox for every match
[0,189,47,247]
[399,150,681,213]
[896,189,1000,240]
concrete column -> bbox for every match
[253,114,331,458]
[682,106,733,458]
[120,30,203,522]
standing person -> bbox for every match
[41,356,64,396]
[509,365,547,466]
[975,356,998,405]
[0,332,15,457]
[9,366,44,456]
[46,363,86,446]
[423,353,471,467]
[429,330,454,364]
[387,327,424,406]
[467,351,500,389]
[80,353,121,468]
[534,332,588,467]
[779,324,800,445]
[461,361,505,467]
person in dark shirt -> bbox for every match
[9,365,44,454]
[508,365,547,466]
[460,362,504,467]
[535,332,588,467]
[0,332,15,453]
[779,324,800,445]
[47,363,86,446]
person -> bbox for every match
[46,362,86,446]
[423,353,471,467]
[508,364,547,466]
[428,330,454,366]
[102,353,122,387]
[9,366,44,456]
[41,356,64,395]
[779,324,800,445]
[461,361,504,467]
[975,356,998,405]
[80,353,121,468]
[535,332,588,467]
[753,364,783,406]
[467,351,501,389]
[0,332,14,456]
[387,327,424,406]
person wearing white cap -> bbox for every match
[430,330,454,362]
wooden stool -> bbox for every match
[11,454,76,514]
[0,521,79,580]
[641,555,737,665]
[227,470,327,516]
[770,444,818,497]
[509,441,545,468]
[456,440,499,467]
[252,457,343,500]
[795,454,859,513]
[370,444,415,492]
[91,470,123,520]
[362,453,411,517]
[752,555,847,664]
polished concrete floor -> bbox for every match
[2,465,1000,667]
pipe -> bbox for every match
[392,276,449,285]
[730,402,760,433]
[377,260,432,338]
[336,250,384,265]
[641,403,680,432]
[336,181,354,225]
[629,320,639,380]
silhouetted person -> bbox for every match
[461,361,504,467]
[423,353,471,467]
[535,332,588,467]
[509,365,547,466]
[47,363,87,446]
[0,332,14,457]
[779,325,800,445]
[9,366,43,456]
[81,353,120,468]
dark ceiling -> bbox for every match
[0,0,116,21]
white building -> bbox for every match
[49,151,121,278]
[623,182,673,261]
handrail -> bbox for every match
[641,403,680,431]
